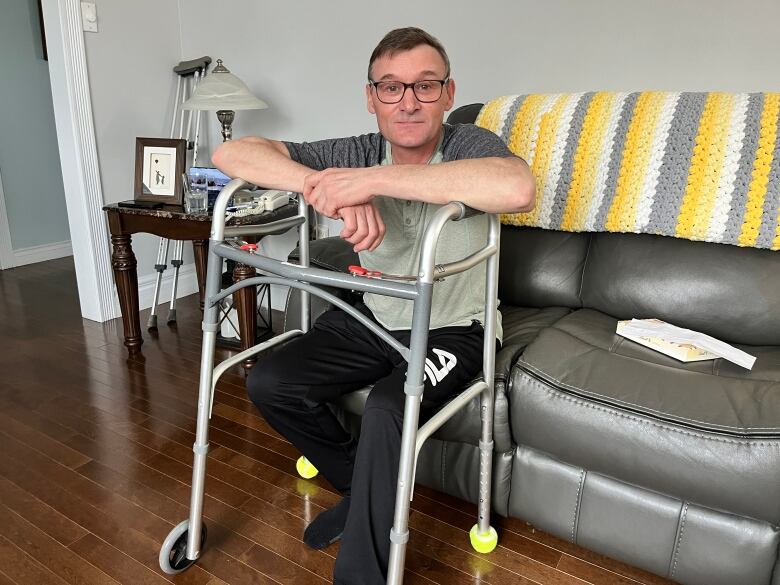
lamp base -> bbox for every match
[216,110,235,141]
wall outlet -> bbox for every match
[315,225,329,240]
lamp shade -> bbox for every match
[182,59,268,111]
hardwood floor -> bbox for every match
[0,257,676,585]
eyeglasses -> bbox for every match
[369,79,448,104]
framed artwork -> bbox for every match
[134,137,186,204]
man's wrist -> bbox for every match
[365,165,390,200]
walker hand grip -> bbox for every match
[453,202,482,220]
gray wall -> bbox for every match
[83,0,189,277]
[82,0,780,307]
[178,0,780,146]
[0,0,70,250]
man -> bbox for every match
[213,27,535,584]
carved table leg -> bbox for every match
[192,240,208,312]
[110,234,142,354]
[233,261,258,369]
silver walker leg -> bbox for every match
[147,237,170,330]
[185,241,223,560]
[386,283,434,585]
[470,215,500,552]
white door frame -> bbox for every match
[41,0,117,322]
[0,169,15,270]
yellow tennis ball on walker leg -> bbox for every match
[469,524,498,553]
[296,456,319,479]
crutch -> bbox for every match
[147,56,211,330]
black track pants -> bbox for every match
[246,305,485,585]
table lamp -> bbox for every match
[182,59,268,141]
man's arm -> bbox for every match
[211,136,310,192]
[304,157,536,218]
[212,137,385,252]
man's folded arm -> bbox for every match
[212,136,310,193]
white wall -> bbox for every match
[81,0,780,310]
[0,0,70,262]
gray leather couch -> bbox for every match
[285,104,780,585]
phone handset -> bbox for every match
[257,190,292,211]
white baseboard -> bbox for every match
[124,263,200,313]
[12,240,73,267]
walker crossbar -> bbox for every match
[213,244,419,301]
[159,177,502,585]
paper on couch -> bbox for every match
[617,319,756,370]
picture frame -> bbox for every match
[134,137,186,204]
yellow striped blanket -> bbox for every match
[476,92,780,250]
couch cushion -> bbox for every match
[499,226,588,309]
[510,308,780,524]
[580,232,780,345]
[501,305,571,347]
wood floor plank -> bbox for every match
[0,478,88,547]
[0,506,120,585]
[0,410,91,470]
[46,412,337,583]
[406,510,578,585]
[0,535,71,585]
[194,547,280,585]
[239,544,331,584]
[556,555,647,585]
[0,569,19,585]
[410,493,564,570]
[0,437,216,585]
[408,527,546,585]
[68,533,170,585]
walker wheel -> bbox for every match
[296,456,319,479]
[469,524,498,554]
[159,519,207,575]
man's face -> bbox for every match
[366,44,455,162]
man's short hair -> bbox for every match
[368,27,450,81]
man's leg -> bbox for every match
[333,322,486,585]
[246,308,394,493]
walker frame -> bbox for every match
[158,178,501,585]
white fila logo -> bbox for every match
[423,348,458,387]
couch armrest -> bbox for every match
[284,236,361,332]
[495,343,525,385]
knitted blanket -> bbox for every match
[476,92,780,250]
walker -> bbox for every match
[158,178,501,584]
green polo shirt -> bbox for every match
[284,123,516,339]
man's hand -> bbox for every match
[338,203,386,252]
[303,167,376,218]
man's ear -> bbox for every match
[366,84,376,114]
[443,78,456,111]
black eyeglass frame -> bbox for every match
[368,79,450,104]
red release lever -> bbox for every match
[240,243,259,253]
[348,264,381,277]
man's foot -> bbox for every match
[303,496,351,549]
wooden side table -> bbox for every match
[103,202,297,363]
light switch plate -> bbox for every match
[81,2,98,33]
